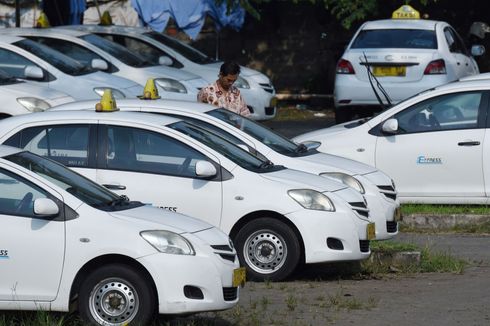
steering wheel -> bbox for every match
[15,192,33,214]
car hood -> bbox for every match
[297,152,377,175]
[204,62,259,77]
[293,120,360,142]
[84,71,141,89]
[260,168,348,193]
[109,204,214,234]
[140,65,200,81]
[3,81,73,105]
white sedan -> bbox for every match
[52,97,399,240]
[0,34,143,100]
[294,78,490,204]
[0,145,241,325]
[334,5,483,122]
[0,110,374,281]
[63,24,277,121]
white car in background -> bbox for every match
[294,78,490,204]
[63,24,277,121]
[0,34,143,100]
[334,5,483,123]
[0,28,208,102]
[0,146,241,325]
[0,68,73,118]
[52,98,399,240]
[0,110,375,281]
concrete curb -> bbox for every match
[401,214,490,229]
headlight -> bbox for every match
[140,230,195,255]
[288,189,335,211]
[155,78,187,93]
[234,76,250,89]
[93,87,126,99]
[320,172,365,194]
[17,97,51,112]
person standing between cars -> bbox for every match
[197,61,251,117]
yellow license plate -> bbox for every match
[394,207,402,222]
[233,267,246,287]
[367,223,376,240]
[270,97,278,107]
[372,66,406,77]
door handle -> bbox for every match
[103,184,127,190]
[458,141,480,146]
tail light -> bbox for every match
[336,59,355,74]
[424,59,446,74]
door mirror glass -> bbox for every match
[24,65,44,80]
[91,58,109,71]
[34,198,59,216]
[195,160,217,178]
[158,55,173,66]
[382,118,399,134]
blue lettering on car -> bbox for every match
[0,249,9,259]
[417,156,442,164]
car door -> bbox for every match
[95,124,223,226]
[374,90,487,199]
[443,27,476,78]
[0,167,64,301]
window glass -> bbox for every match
[0,47,40,79]
[0,168,49,217]
[106,125,208,177]
[4,125,90,167]
[351,29,437,49]
[393,92,482,133]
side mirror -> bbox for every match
[195,160,217,178]
[381,118,399,134]
[24,65,44,80]
[158,55,173,66]
[34,198,59,216]
[301,141,321,151]
[471,45,486,57]
[91,58,109,71]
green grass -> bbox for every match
[369,240,419,253]
[401,204,490,215]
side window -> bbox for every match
[0,168,50,217]
[3,125,91,167]
[0,48,40,78]
[444,27,466,54]
[394,92,483,134]
[106,125,209,177]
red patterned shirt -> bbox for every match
[197,81,251,117]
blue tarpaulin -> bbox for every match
[130,0,245,39]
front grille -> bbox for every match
[265,106,276,115]
[259,83,274,93]
[386,221,398,233]
[223,287,238,301]
[359,240,370,253]
[247,105,254,113]
[211,245,233,252]
[211,244,237,263]
[218,253,236,262]
[349,201,369,218]
[377,185,397,201]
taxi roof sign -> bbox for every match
[392,5,420,19]
[95,89,119,112]
[138,78,161,100]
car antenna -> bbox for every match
[362,52,393,110]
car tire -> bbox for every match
[235,217,301,282]
[78,264,156,326]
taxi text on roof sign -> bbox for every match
[392,5,420,19]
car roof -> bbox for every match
[0,145,23,158]
[0,27,90,38]
[62,24,150,36]
[0,34,28,44]
[361,19,440,30]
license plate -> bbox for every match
[233,267,246,287]
[394,207,402,222]
[367,223,376,240]
[270,97,278,107]
[372,66,406,77]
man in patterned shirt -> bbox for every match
[197,61,251,117]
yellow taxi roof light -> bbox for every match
[99,10,113,26]
[138,78,161,100]
[95,89,119,112]
[35,12,50,28]
[392,5,420,19]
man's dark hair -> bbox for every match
[220,61,241,76]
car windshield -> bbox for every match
[207,108,314,157]
[0,68,21,85]
[5,151,142,211]
[351,29,437,49]
[144,31,217,64]
[169,121,283,173]
[14,39,93,75]
[80,34,153,68]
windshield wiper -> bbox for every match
[294,143,308,153]
[259,160,274,169]
[108,195,130,207]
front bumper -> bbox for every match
[240,87,276,121]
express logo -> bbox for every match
[417,156,442,164]
[0,249,9,259]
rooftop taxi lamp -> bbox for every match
[138,78,161,100]
[35,12,50,28]
[95,89,119,112]
[392,5,420,19]
[99,10,113,26]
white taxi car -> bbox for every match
[0,28,208,102]
[0,146,241,325]
[0,110,374,281]
[294,78,490,204]
[62,24,278,121]
[0,69,73,118]
[52,96,399,240]
[334,5,484,123]
[0,34,143,100]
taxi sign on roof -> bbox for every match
[392,5,420,19]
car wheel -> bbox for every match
[235,217,301,281]
[78,264,156,326]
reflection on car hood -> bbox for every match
[85,71,141,89]
[260,168,348,192]
[298,152,377,175]
[109,204,213,234]
[141,65,201,81]
[2,81,73,104]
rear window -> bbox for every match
[351,29,437,49]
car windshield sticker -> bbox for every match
[417,156,442,164]
[0,250,9,259]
